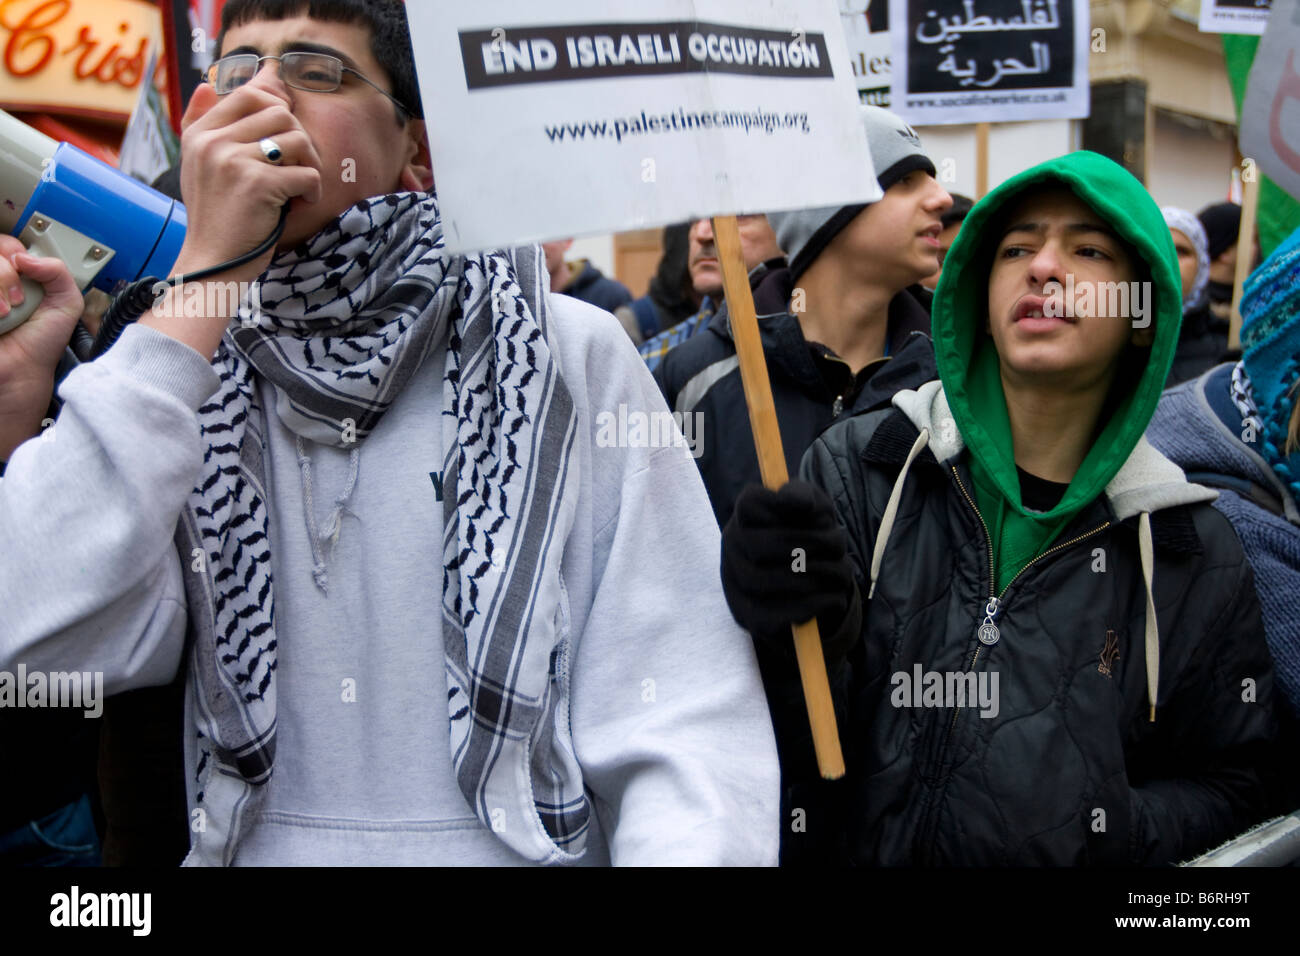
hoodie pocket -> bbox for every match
[535,573,582,798]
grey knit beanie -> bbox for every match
[769,106,936,281]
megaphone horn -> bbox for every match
[0,108,186,335]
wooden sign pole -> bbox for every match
[712,214,846,780]
[975,122,990,198]
[1228,173,1260,352]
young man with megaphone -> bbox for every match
[0,0,780,867]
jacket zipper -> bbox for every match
[951,468,995,595]
[921,466,1109,861]
[951,463,1113,604]
[943,519,1110,733]
[942,467,998,740]
[997,521,1113,598]
[827,354,853,417]
[826,354,888,418]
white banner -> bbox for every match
[408,0,879,254]
[841,0,893,106]
[119,42,180,186]
[1199,0,1272,37]
[1241,0,1300,199]
[888,0,1089,125]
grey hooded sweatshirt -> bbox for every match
[1,294,780,866]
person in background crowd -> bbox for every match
[638,214,784,372]
[1199,201,1239,317]
[1198,200,1258,329]
[541,238,633,317]
[683,214,784,309]
[922,192,973,291]
[616,221,697,344]
[722,151,1282,865]
[1162,206,1223,387]
[1149,225,1300,727]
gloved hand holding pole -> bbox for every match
[711,213,846,780]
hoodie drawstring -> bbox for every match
[869,428,930,600]
[1138,511,1160,722]
[297,435,361,594]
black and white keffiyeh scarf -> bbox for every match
[175,192,589,865]
[1230,361,1265,439]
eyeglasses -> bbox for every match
[206,52,411,118]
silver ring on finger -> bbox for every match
[258,138,284,165]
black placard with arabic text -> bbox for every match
[907,0,1074,94]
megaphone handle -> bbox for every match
[0,275,45,336]
[1,212,117,337]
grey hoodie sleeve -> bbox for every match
[551,294,781,866]
[0,323,219,696]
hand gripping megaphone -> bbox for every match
[0,108,186,335]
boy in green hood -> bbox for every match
[721,151,1283,865]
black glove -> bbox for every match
[721,480,861,663]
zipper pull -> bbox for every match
[832,394,844,417]
[977,596,1001,646]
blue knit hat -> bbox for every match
[1241,225,1300,499]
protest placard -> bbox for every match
[888,0,1089,125]
[842,0,894,106]
[410,0,872,776]
[1200,0,1273,37]
[119,44,181,187]
[407,0,878,254]
[1240,0,1300,202]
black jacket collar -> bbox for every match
[862,408,1205,555]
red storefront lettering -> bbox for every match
[65,22,145,87]
[1,1,146,89]
[2,0,70,77]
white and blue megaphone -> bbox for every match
[0,108,186,335]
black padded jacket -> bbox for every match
[792,401,1284,865]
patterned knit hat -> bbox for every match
[1241,224,1300,497]
[1161,206,1210,311]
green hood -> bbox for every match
[932,151,1183,593]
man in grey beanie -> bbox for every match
[652,105,950,865]
[654,105,951,529]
